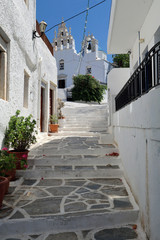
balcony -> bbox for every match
[115,41,160,111]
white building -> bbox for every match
[107,0,160,239]
[0,0,57,148]
[53,21,109,100]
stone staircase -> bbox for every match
[0,102,144,240]
[58,102,109,136]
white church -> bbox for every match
[53,21,109,100]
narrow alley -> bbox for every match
[0,103,144,240]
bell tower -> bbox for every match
[53,20,75,51]
[82,33,98,55]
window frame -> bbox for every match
[58,79,65,89]
[23,70,30,108]
[0,36,8,101]
[86,66,92,75]
[59,59,64,70]
[24,0,29,8]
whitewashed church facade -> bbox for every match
[53,21,109,100]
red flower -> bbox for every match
[22,154,27,158]
[106,152,119,157]
[41,177,44,180]
[2,147,8,151]
[132,225,137,230]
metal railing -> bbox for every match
[115,41,160,111]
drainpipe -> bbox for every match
[138,31,141,64]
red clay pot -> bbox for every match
[49,124,59,133]
[5,175,11,194]
[5,169,16,181]
[0,177,8,208]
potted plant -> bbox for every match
[4,110,37,169]
[0,147,16,181]
[49,114,59,133]
[0,176,8,208]
[0,148,16,194]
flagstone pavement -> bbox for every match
[0,103,145,240]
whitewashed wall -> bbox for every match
[130,0,160,70]
[107,68,130,128]
[108,70,160,239]
[0,0,36,147]
[107,0,160,239]
[36,38,57,133]
[0,0,57,148]
[55,48,79,88]
[112,87,160,240]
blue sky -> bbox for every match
[36,0,112,62]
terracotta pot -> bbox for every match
[0,177,8,208]
[5,175,11,194]
[49,124,59,133]
[9,150,29,170]
[5,169,16,181]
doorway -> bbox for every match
[50,89,54,116]
[40,87,45,132]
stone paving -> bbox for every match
[0,103,144,239]
[1,225,139,240]
[1,177,132,220]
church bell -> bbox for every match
[87,42,91,50]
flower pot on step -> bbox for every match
[49,124,59,133]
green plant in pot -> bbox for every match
[49,114,59,133]
[0,147,16,180]
[4,110,37,169]
[0,147,17,194]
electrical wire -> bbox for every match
[77,0,90,74]
[45,0,106,33]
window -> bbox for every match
[86,67,92,74]
[61,40,64,45]
[24,0,29,8]
[59,59,64,70]
[61,32,64,36]
[23,71,29,108]
[58,79,65,88]
[0,36,8,100]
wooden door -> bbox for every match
[50,89,53,116]
[40,87,44,132]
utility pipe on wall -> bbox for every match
[138,31,141,64]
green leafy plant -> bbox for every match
[72,75,107,103]
[4,110,37,152]
[112,54,129,68]
[50,114,58,124]
[0,148,16,176]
